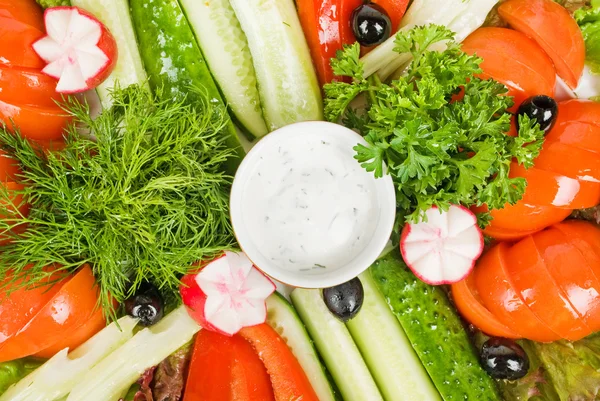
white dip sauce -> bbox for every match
[239,129,380,272]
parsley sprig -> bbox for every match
[324,25,545,229]
[0,85,236,319]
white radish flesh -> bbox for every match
[400,205,483,285]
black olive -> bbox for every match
[517,95,558,133]
[351,4,392,47]
[124,282,164,326]
[323,277,364,322]
[480,337,530,380]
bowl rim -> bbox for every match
[230,121,396,288]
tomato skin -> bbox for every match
[461,27,555,111]
[0,0,44,32]
[0,65,60,107]
[0,265,101,363]
[481,224,541,241]
[297,0,362,85]
[505,235,592,341]
[481,202,571,232]
[451,274,520,339]
[533,141,600,182]
[240,324,319,401]
[33,307,105,358]
[0,16,45,69]
[370,0,409,35]
[534,226,600,333]
[509,163,600,209]
[184,330,275,401]
[0,99,70,141]
[473,242,560,342]
[0,269,65,348]
[498,0,585,89]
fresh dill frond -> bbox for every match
[0,85,237,320]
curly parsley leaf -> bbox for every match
[324,24,545,228]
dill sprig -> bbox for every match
[0,85,236,320]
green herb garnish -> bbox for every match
[324,25,545,229]
[0,85,236,319]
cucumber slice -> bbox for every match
[370,251,502,401]
[70,0,147,108]
[347,272,441,401]
[266,293,339,401]
[178,0,268,139]
[129,0,244,175]
[290,288,383,401]
[229,0,323,131]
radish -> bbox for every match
[400,204,484,285]
[180,251,276,336]
[32,7,118,94]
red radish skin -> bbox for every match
[180,252,276,336]
[400,205,484,285]
[32,7,118,94]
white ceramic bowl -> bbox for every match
[230,121,396,288]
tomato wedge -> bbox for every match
[184,330,275,401]
[33,307,106,358]
[0,151,21,183]
[240,324,318,401]
[553,99,600,128]
[451,274,520,338]
[510,163,600,209]
[0,65,60,107]
[0,268,65,347]
[498,0,585,89]
[505,235,592,341]
[474,242,560,342]
[0,16,45,69]
[0,0,44,32]
[0,99,70,141]
[0,265,101,363]
[546,121,600,155]
[297,0,362,85]
[535,225,600,333]
[461,27,555,110]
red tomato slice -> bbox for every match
[546,122,600,155]
[297,0,362,85]
[484,202,571,232]
[33,307,106,358]
[0,0,44,32]
[554,99,600,128]
[230,334,276,400]
[537,224,600,333]
[240,324,319,401]
[0,268,66,347]
[370,0,409,34]
[506,235,592,341]
[481,224,541,241]
[0,99,70,141]
[474,242,560,342]
[461,27,555,110]
[184,330,275,401]
[510,163,600,209]
[451,274,521,338]
[0,265,100,363]
[498,0,585,89]
[533,141,600,182]
[0,65,60,107]
[0,16,45,69]
[0,151,21,183]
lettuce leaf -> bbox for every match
[0,359,43,395]
[576,0,600,74]
[497,334,600,401]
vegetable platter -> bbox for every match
[2,0,600,400]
